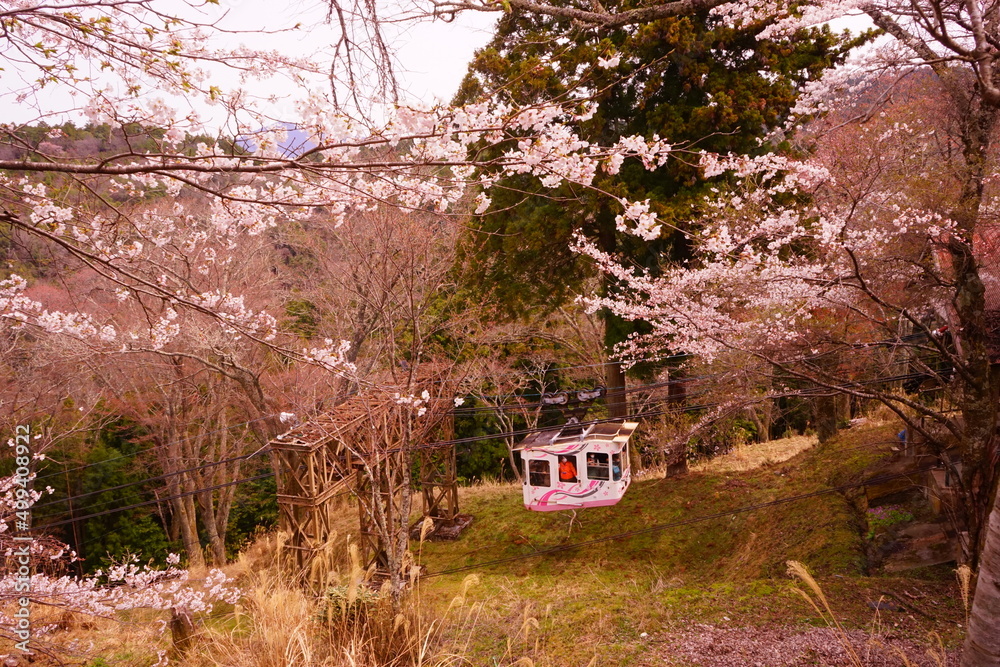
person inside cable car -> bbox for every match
[558,455,578,483]
[587,452,610,480]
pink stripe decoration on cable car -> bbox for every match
[542,443,587,455]
[536,480,601,505]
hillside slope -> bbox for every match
[410,420,966,665]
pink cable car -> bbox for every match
[515,420,638,511]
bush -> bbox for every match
[322,583,385,621]
[865,505,914,540]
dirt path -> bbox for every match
[644,624,958,666]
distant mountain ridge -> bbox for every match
[238,122,318,158]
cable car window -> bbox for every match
[528,459,551,487]
[586,452,610,480]
[557,455,578,483]
[612,453,623,481]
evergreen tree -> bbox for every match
[455,6,858,415]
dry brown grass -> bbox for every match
[787,559,864,666]
[183,531,485,667]
[690,434,818,474]
[956,564,972,625]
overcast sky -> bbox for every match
[2,0,497,127]
[214,0,497,102]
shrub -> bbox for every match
[865,505,914,540]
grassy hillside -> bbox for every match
[406,420,965,665]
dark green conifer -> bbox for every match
[455,6,858,414]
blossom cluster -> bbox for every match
[0,551,242,634]
[709,1,867,39]
[3,462,240,632]
[394,390,432,417]
[0,2,693,390]
[1,90,679,383]
[579,129,957,363]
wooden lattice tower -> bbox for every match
[415,442,459,524]
[353,397,415,572]
[270,375,464,585]
[270,404,375,575]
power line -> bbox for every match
[25,340,939,483]
[23,374,690,486]
[32,446,271,512]
[45,369,920,516]
[25,393,715,528]
[31,416,274,483]
[408,352,695,390]
[34,436,933,566]
[34,368,932,521]
[30,392,703,519]
[32,377,699,511]
[447,376,703,415]
[33,413,279,483]
[394,370,936,455]
[403,328,947,398]
[32,472,274,531]
[15,376,749,516]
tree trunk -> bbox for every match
[506,437,523,483]
[170,491,204,568]
[390,462,413,613]
[837,394,851,428]
[213,482,238,562]
[170,608,195,661]
[813,393,839,444]
[166,498,180,543]
[951,237,1000,564]
[747,403,772,444]
[664,440,688,478]
[947,95,1000,564]
[605,359,627,419]
[599,214,629,420]
[603,303,629,419]
[198,491,227,565]
[962,484,1000,666]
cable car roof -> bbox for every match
[514,420,639,453]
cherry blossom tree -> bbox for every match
[0,1,682,387]
[3,425,241,658]
[0,545,241,659]
[580,3,1000,662]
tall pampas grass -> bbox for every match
[187,531,485,667]
[786,560,863,667]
